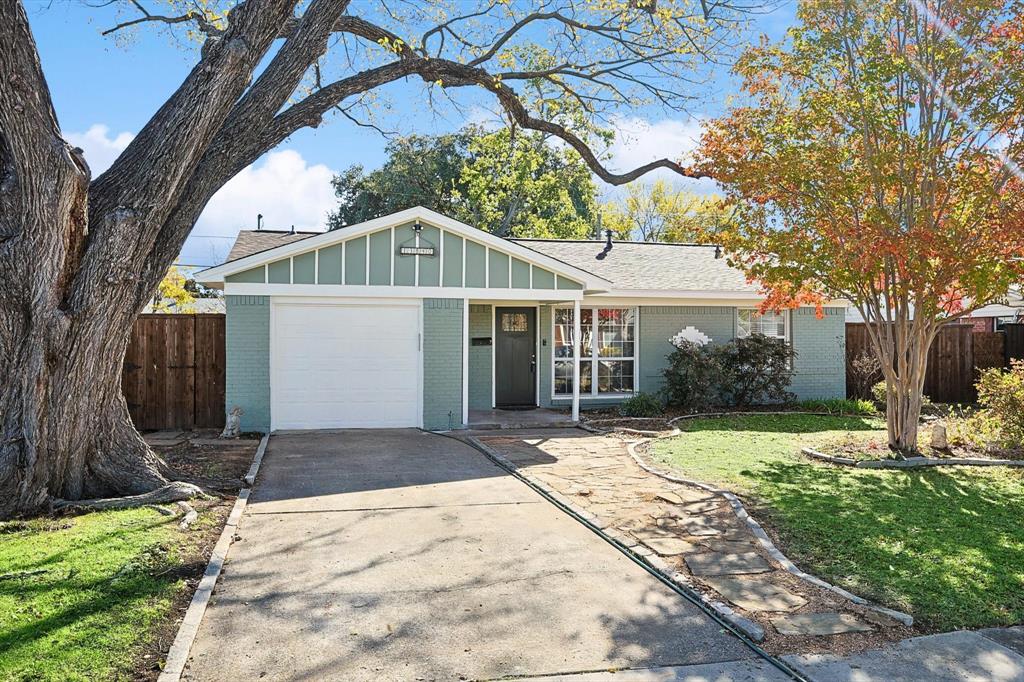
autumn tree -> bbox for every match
[0,0,740,517]
[601,180,727,242]
[150,265,197,313]
[696,0,1024,453]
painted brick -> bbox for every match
[789,307,846,400]
[468,304,493,409]
[423,298,464,430]
[638,306,737,396]
[225,295,270,433]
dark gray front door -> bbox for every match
[495,307,536,407]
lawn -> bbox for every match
[0,506,222,681]
[650,413,1024,631]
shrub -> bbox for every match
[975,360,1024,447]
[847,350,883,400]
[871,380,888,405]
[797,398,877,415]
[713,334,796,407]
[662,341,719,410]
[618,392,663,418]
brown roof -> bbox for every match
[225,229,321,262]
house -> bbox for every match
[196,207,847,432]
[966,288,1024,332]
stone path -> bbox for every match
[476,429,911,654]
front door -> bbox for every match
[495,307,536,407]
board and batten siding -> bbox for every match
[468,304,493,410]
[225,295,271,433]
[223,222,583,291]
[422,299,464,430]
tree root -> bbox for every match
[53,481,206,513]
[177,501,198,530]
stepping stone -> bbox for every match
[677,518,723,536]
[637,536,702,556]
[771,613,872,636]
[702,576,807,612]
[682,499,723,514]
[654,491,685,504]
[706,540,759,554]
[684,552,772,576]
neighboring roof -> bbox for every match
[226,229,320,262]
[142,297,226,314]
[512,239,757,292]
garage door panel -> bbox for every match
[272,303,421,429]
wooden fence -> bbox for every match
[122,314,226,431]
[1006,323,1024,364]
[846,323,1007,404]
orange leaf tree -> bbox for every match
[696,0,1024,453]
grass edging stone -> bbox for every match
[801,446,1024,469]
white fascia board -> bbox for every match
[196,206,612,290]
[587,290,850,307]
[224,282,585,301]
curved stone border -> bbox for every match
[157,434,270,682]
[465,435,768,643]
[625,423,914,627]
[802,446,1024,469]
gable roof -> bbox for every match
[226,229,320,262]
[196,206,613,290]
[512,239,758,293]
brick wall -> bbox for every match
[423,298,464,430]
[638,306,737,396]
[789,307,846,400]
[225,295,271,433]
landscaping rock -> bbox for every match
[772,612,872,636]
[931,424,948,450]
[684,552,771,576]
[701,576,807,612]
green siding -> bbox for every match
[317,245,342,284]
[790,307,847,400]
[423,298,464,429]
[226,266,265,284]
[344,236,367,285]
[442,232,464,287]
[393,223,416,286]
[368,229,392,285]
[418,225,441,286]
[638,306,736,397]
[267,259,291,284]
[532,268,555,290]
[511,258,530,289]
[556,275,583,290]
[468,304,493,409]
[225,296,270,433]
[292,251,315,284]
[465,241,486,287]
[538,305,553,408]
[488,250,509,288]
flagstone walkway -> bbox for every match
[474,428,912,655]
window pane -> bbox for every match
[737,309,786,340]
[597,360,633,394]
[553,308,592,358]
[554,360,592,395]
[596,308,635,358]
[501,312,528,332]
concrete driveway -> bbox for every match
[182,430,778,681]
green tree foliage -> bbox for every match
[328,124,598,238]
[602,180,729,242]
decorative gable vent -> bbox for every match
[670,326,711,348]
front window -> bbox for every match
[554,307,635,396]
[737,309,789,340]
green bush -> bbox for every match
[797,398,877,415]
[618,392,664,418]
[662,334,795,409]
[714,335,796,406]
[871,380,888,405]
[975,360,1024,447]
[662,341,719,410]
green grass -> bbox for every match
[0,508,201,681]
[651,414,1024,631]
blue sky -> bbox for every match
[25,1,796,268]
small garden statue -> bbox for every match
[221,406,243,439]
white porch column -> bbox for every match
[462,297,469,427]
[572,298,581,422]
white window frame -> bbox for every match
[736,308,790,342]
[551,306,637,399]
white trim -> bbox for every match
[225,283,585,300]
[552,304,639,402]
[534,303,540,407]
[288,256,294,284]
[389,227,395,286]
[365,234,370,285]
[197,207,610,289]
[572,299,581,422]
[490,305,496,408]
[462,298,469,426]
[340,241,345,284]
[414,228,420,286]
[313,248,319,284]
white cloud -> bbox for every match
[603,116,719,195]
[182,149,336,266]
[65,124,134,175]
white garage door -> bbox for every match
[271,302,420,429]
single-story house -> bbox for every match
[196,207,846,432]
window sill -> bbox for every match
[551,393,634,401]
